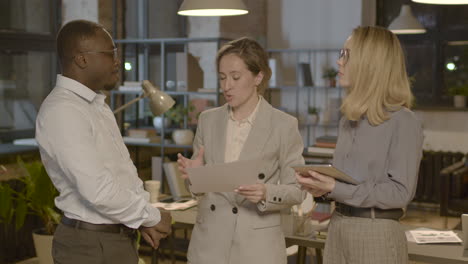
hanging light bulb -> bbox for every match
[412,0,468,4]
[388,5,426,34]
[178,0,248,16]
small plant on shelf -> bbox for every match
[448,84,468,108]
[164,104,196,145]
[322,67,338,87]
[164,104,195,128]
[307,107,320,125]
[448,85,468,97]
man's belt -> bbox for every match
[61,215,136,235]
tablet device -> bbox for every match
[292,164,358,185]
[187,159,262,193]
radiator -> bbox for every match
[414,151,465,203]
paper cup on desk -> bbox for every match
[144,180,161,203]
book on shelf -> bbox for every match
[123,136,161,144]
[314,142,336,149]
[124,128,161,143]
[119,81,142,92]
[315,135,338,143]
[297,63,314,87]
[306,146,334,157]
[127,128,157,138]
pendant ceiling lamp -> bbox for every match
[412,0,468,4]
[388,5,426,34]
[178,0,248,16]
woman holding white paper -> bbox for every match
[296,26,423,264]
[177,37,305,264]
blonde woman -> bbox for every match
[177,37,305,264]
[296,26,423,264]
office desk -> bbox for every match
[406,230,468,264]
[167,208,468,264]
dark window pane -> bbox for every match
[444,43,468,95]
[0,0,52,34]
[403,41,437,105]
[0,51,54,132]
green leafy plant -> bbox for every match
[308,107,320,115]
[322,67,338,80]
[0,159,60,235]
[164,104,195,127]
[448,85,468,96]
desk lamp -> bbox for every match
[113,80,175,116]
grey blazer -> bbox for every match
[187,99,305,264]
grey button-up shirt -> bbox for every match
[329,108,423,209]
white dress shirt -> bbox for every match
[36,75,160,229]
[224,96,261,162]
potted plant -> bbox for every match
[448,85,468,108]
[322,67,338,87]
[0,159,60,264]
[307,107,320,125]
[165,104,195,145]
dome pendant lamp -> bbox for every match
[412,0,468,4]
[178,0,249,16]
[388,5,426,34]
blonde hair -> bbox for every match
[341,26,413,126]
[216,37,272,95]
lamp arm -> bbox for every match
[113,92,147,114]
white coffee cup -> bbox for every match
[144,180,161,203]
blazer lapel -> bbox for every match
[210,105,229,164]
[238,99,272,161]
[235,99,273,205]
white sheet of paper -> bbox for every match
[187,159,262,193]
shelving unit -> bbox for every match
[110,37,229,196]
[266,48,343,149]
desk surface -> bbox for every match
[171,207,468,264]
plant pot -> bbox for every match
[172,129,194,145]
[453,95,466,108]
[32,228,54,264]
[308,114,320,125]
[152,116,171,130]
[326,78,336,88]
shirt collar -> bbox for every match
[228,96,262,125]
[55,74,105,105]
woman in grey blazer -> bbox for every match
[296,26,424,264]
[177,37,305,264]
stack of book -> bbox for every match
[314,135,337,148]
[306,135,337,157]
[123,128,160,144]
[118,81,142,92]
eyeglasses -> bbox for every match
[339,48,350,64]
[76,48,118,60]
